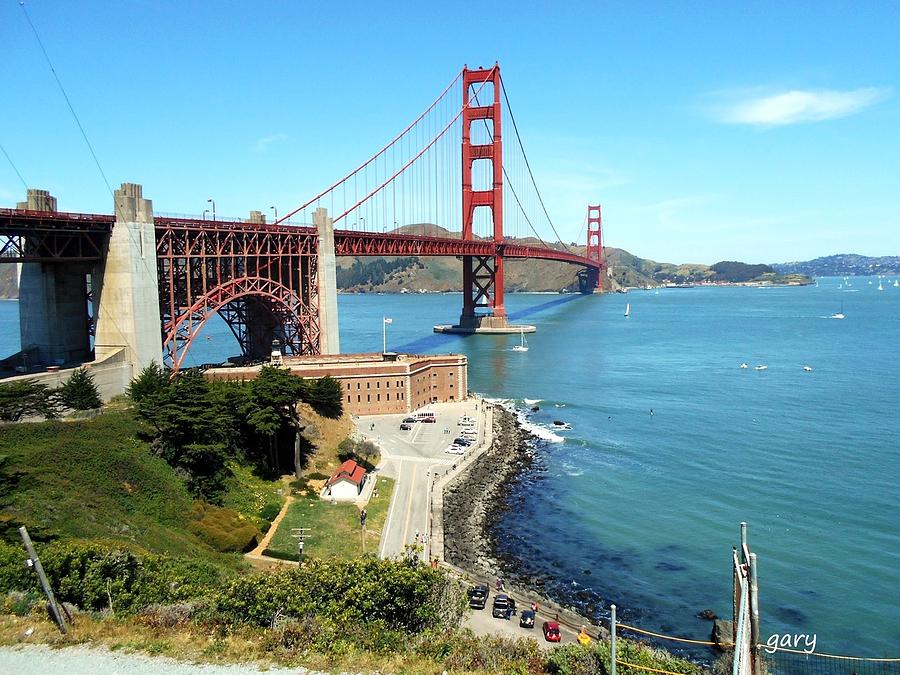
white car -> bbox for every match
[444,444,466,455]
[458,416,475,425]
[460,427,477,437]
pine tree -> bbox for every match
[127,361,170,403]
[58,368,102,410]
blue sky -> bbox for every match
[1,1,897,264]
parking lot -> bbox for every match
[355,399,488,559]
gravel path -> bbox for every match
[0,645,331,674]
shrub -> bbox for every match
[188,502,260,553]
[0,379,58,421]
[259,502,282,522]
[58,368,102,410]
[0,540,223,615]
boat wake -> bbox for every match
[524,398,542,405]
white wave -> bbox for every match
[524,398,542,405]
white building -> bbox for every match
[325,459,366,501]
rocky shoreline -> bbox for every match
[442,405,536,581]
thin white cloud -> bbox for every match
[713,87,890,126]
[252,133,288,153]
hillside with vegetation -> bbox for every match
[336,225,811,292]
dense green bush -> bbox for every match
[211,557,460,634]
[188,502,260,553]
[58,368,102,410]
[0,540,223,615]
[0,379,58,421]
[259,502,282,522]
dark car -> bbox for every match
[492,594,516,619]
[402,417,416,423]
[542,620,562,642]
[421,417,436,423]
[519,609,535,628]
[453,437,473,446]
[468,584,489,610]
[399,423,412,430]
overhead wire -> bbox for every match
[0,142,29,190]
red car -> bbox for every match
[542,621,561,642]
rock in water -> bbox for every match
[531,405,540,412]
[711,619,735,652]
[697,608,718,620]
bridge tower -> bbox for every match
[578,203,603,292]
[459,64,509,330]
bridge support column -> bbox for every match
[94,183,162,374]
[314,207,339,355]
[16,189,93,366]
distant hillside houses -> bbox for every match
[773,254,900,277]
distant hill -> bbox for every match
[336,226,810,292]
[773,254,900,277]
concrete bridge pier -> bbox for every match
[314,207,340,355]
[93,183,163,374]
[17,189,94,367]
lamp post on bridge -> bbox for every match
[270,205,277,224]
[202,209,209,220]
[207,198,216,222]
[360,217,365,232]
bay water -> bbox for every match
[1,277,897,655]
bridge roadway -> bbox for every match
[0,207,601,271]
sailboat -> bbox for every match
[512,328,529,352]
[624,303,631,318]
[830,301,845,320]
[877,279,884,291]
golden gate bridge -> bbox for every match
[0,64,604,373]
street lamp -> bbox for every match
[270,205,277,223]
[360,217,365,232]
[202,209,209,220]
[207,198,216,221]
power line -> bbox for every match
[0,142,29,190]
[19,0,113,195]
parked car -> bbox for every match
[492,594,511,618]
[458,415,475,424]
[399,423,412,431]
[468,584,488,609]
[421,417,436,423]
[460,428,477,437]
[519,609,535,628]
[402,417,417,423]
[444,444,466,455]
[453,437,473,446]
[542,621,562,642]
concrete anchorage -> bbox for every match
[93,183,163,375]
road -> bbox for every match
[355,399,486,561]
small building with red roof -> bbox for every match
[325,459,367,501]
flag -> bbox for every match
[383,317,393,324]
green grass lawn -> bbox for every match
[265,476,395,560]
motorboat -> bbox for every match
[754,365,768,371]
[740,363,749,369]
[803,365,813,372]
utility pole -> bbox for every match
[291,527,311,563]
[19,526,67,634]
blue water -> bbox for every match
[2,279,898,655]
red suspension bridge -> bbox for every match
[0,64,604,372]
